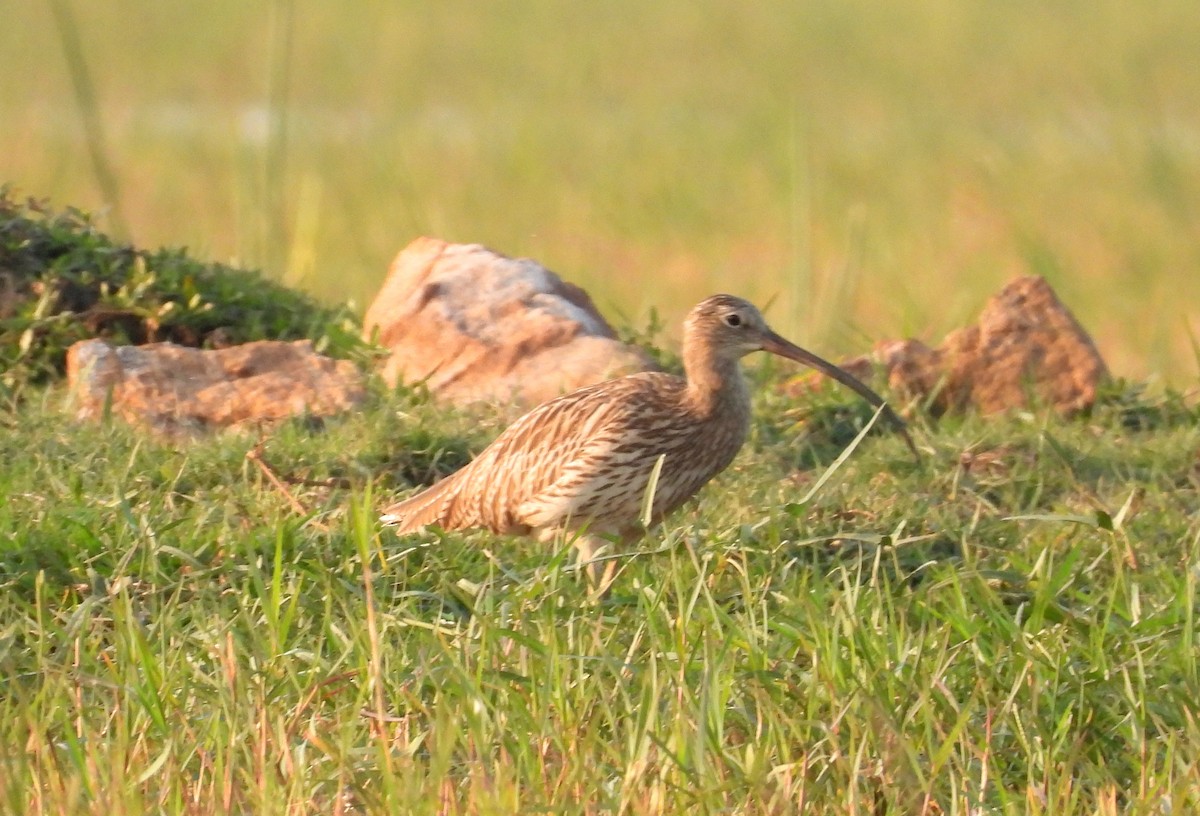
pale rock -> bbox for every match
[66,338,365,435]
[364,237,654,407]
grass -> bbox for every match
[1,368,1198,813]
[0,189,364,392]
[3,1,1200,379]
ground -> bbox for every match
[1,372,1197,814]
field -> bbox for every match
[1,376,1199,813]
[3,2,1200,813]
[3,1,1200,378]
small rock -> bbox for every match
[793,276,1108,415]
[363,237,654,407]
[66,339,365,435]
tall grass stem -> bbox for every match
[47,0,128,238]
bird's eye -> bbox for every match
[724,313,742,327]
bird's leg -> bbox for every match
[574,534,619,598]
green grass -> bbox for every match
[0,189,365,392]
[3,1,1200,380]
[1,370,1198,813]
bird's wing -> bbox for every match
[510,376,699,534]
[381,377,639,533]
[446,373,680,534]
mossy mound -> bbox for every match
[0,187,364,389]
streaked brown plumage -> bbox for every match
[381,294,914,590]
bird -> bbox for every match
[381,294,915,593]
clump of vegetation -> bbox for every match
[0,187,364,390]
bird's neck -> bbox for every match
[683,346,751,420]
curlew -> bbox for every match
[381,294,915,591]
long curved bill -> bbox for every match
[761,330,919,458]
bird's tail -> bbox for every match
[379,469,467,533]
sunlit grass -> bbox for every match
[3,1,1199,379]
[1,375,1199,812]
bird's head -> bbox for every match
[685,294,776,357]
[685,294,918,456]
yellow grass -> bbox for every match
[3,1,1199,380]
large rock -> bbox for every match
[794,276,1108,415]
[364,237,654,406]
[66,339,365,435]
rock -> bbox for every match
[66,339,365,435]
[364,237,655,407]
[793,276,1108,415]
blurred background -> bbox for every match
[3,1,1198,382]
